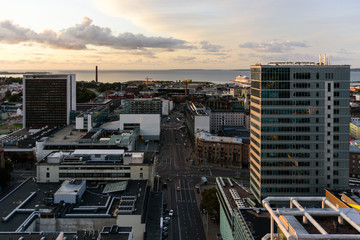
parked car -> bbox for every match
[169,209,174,216]
[163,227,168,232]
[164,217,171,221]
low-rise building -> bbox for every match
[350,140,360,179]
[195,131,249,168]
[0,179,158,240]
[120,99,161,140]
[216,177,270,240]
[351,122,360,139]
[36,149,155,187]
[210,109,250,133]
[185,102,210,141]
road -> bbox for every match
[158,112,207,240]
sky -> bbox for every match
[0,0,359,70]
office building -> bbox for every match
[36,149,155,186]
[23,74,76,128]
[250,62,350,203]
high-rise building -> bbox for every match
[250,62,350,203]
[23,74,76,128]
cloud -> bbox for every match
[200,41,224,52]
[239,40,308,53]
[0,17,194,51]
[172,56,196,62]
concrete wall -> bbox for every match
[117,215,145,240]
[194,115,210,133]
[75,117,84,130]
[39,217,116,232]
[37,164,59,182]
[119,114,160,137]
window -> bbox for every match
[334,118,339,123]
[328,105,331,109]
[140,173,143,178]
[334,135,339,140]
[46,172,50,178]
[328,96,331,101]
[334,126,339,132]
[328,83,331,92]
[334,92,340,97]
[316,74,319,80]
[334,109,339,114]
[334,100,339,105]
[334,83,340,88]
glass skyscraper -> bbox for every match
[249,62,350,203]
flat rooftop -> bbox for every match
[0,179,148,233]
[196,131,243,144]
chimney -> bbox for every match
[0,149,5,169]
[95,66,98,83]
[319,54,322,65]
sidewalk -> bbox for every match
[193,184,220,240]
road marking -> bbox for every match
[174,188,182,240]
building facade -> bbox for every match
[250,62,350,202]
[210,109,250,133]
[23,74,76,128]
[195,131,249,168]
[36,149,155,186]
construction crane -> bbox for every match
[182,78,191,96]
[145,76,152,90]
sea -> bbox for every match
[2,69,360,84]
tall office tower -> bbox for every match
[23,74,76,128]
[249,61,350,203]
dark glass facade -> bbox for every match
[24,75,72,128]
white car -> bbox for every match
[164,216,171,221]
[169,209,174,216]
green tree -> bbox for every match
[200,188,219,221]
[8,92,22,102]
[77,86,97,103]
[4,90,11,100]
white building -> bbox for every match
[119,114,160,140]
[36,149,155,186]
[210,109,250,133]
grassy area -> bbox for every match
[12,123,23,128]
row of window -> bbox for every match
[59,173,131,178]
[261,109,310,115]
[59,167,130,170]
[261,187,310,193]
[261,144,310,150]
[261,126,310,132]
[261,135,310,141]
[261,118,310,124]
[262,152,310,158]
[261,178,310,184]
[261,161,310,167]
[261,100,310,106]
[261,170,310,176]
